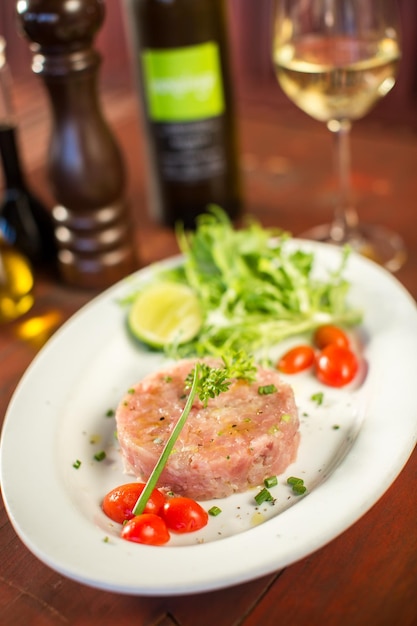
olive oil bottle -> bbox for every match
[124,0,242,228]
[0,224,34,323]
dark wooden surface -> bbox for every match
[1,32,417,626]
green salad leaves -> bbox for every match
[158,207,361,358]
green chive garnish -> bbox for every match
[293,483,307,495]
[72,459,81,469]
[287,476,301,485]
[254,487,274,505]
[311,392,324,406]
[94,450,106,462]
[258,384,277,395]
[131,355,256,516]
[208,506,222,517]
[264,475,278,488]
[287,476,307,495]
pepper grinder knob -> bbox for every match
[17,0,138,289]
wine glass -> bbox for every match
[272,0,406,271]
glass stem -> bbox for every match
[327,118,359,242]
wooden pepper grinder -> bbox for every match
[16,0,138,289]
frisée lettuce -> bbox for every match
[128,207,362,358]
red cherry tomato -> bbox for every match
[277,345,315,374]
[315,344,359,387]
[313,325,349,350]
[162,497,209,533]
[121,513,170,545]
[102,483,166,524]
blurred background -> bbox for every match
[1,0,416,217]
[3,1,417,116]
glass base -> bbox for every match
[300,222,407,272]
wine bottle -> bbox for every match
[124,0,242,228]
[0,37,56,267]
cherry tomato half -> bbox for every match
[313,325,349,350]
[121,513,170,545]
[277,345,315,374]
[315,344,359,387]
[102,483,166,524]
[162,497,209,533]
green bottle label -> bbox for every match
[141,42,225,122]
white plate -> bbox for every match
[1,241,417,596]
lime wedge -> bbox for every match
[127,281,203,348]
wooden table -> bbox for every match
[1,82,416,626]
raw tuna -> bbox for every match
[116,358,300,500]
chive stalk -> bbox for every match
[264,475,278,488]
[208,506,222,516]
[132,353,256,516]
[254,487,274,505]
[287,476,307,495]
[132,364,201,515]
[258,384,277,395]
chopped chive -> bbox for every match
[94,450,106,462]
[105,409,115,417]
[208,506,222,517]
[311,392,324,406]
[287,476,303,486]
[72,459,81,469]
[264,475,278,488]
[293,483,307,495]
[287,476,307,495]
[258,384,277,395]
[254,487,274,505]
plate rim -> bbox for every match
[1,240,417,596]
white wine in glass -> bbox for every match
[272,0,406,271]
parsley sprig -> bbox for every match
[185,351,257,406]
[132,352,256,515]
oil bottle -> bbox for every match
[0,36,56,268]
[124,0,242,228]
